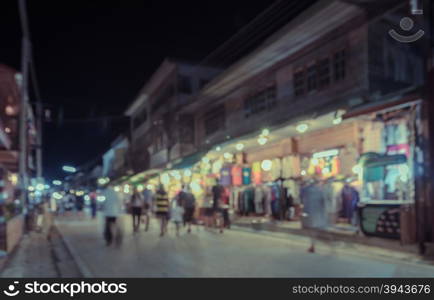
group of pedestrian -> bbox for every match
[101,183,197,246]
[154,184,196,237]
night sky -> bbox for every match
[1,0,281,180]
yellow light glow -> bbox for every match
[114,186,120,192]
[202,157,210,164]
[9,173,18,185]
[147,184,153,190]
[223,152,232,159]
[184,169,192,177]
[301,170,307,176]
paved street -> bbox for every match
[55,214,434,278]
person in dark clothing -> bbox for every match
[75,194,85,218]
[211,184,224,234]
[90,191,97,219]
[180,185,196,233]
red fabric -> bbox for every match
[231,165,242,186]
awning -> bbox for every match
[358,152,407,168]
[170,151,207,170]
[129,168,161,184]
[110,174,133,186]
[343,95,421,120]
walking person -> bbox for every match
[181,185,196,233]
[89,191,98,219]
[155,184,170,237]
[212,184,225,234]
[102,186,124,246]
[142,186,153,231]
[300,176,326,253]
[130,188,144,232]
[75,193,85,219]
[170,195,184,237]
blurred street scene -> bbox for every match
[1,0,434,277]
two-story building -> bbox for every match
[124,58,221,183]
[169,0,429,248]
[0,64,38,253]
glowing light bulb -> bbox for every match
[296,123,309,133]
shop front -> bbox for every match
[351,99,421,244]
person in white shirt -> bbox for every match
[102,187,123,246]
[170,196,185,237]
[130,188,144,232]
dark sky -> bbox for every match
[1,0,279,180]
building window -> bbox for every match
[178,75,192,94]
[153,128,165,153]
[307,64,317,92]
[132,107,147,129]
[204,105,225,136]
[317,58,331,89]
[334,49,346,81]
[244,86,277,118]
[293,70,305,97]
[152,85,175,113]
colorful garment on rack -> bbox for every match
[252,162,262,185]
[220,166,232,186]
[243,187,255,215]
[254,186,265,214]
[242,167,252,185]
[270,158,282,181]
[231,165,242,186]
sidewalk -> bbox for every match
[231,216,430,257]
[0,232,58,277]
[0,226,82,278]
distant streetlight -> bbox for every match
[62,166,76,173]
[52,180,62,186]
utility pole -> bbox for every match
[18,0,30,213]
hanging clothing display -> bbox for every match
[270,183,281,219]
[283,179,300,204]
[231,165,243,186]
[282,155,300,178]
[242,167,252,185]
[252,162,262,185]
[254,186,265,214]
[220,166,232,186]
[241,186,255,215]
[270,158,282,180]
